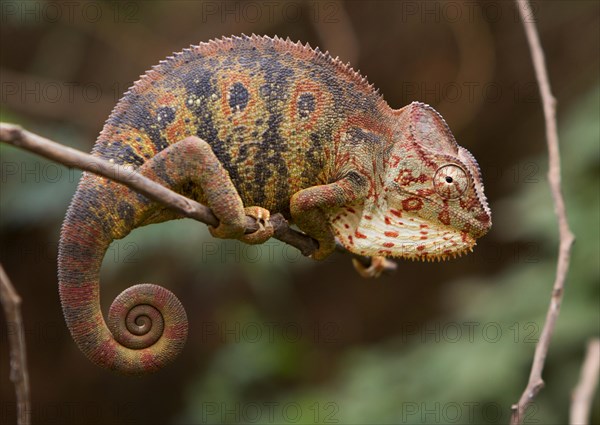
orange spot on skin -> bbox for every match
[364,215,372,220]
[420,224,429,229]
[402,197,423,211]
[346,207,356,214]
[355,231,367,239]
[290,80,324,130]
[157,93,175,105]
[420,231,428,235]
[166,119,186,141]
[383,242,395,248]
[384,216,392,225]
[390,209,402,218]
[219,73,255,123]
[417,245,426,251]
[384,231,399,238]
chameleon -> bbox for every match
[58,34,491,375]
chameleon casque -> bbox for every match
[58,35,491,375]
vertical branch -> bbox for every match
[571,339,600,425]
[0,264,31,425]
[510,0,576,423]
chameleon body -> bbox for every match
[58,35,491,374]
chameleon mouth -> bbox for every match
[329,204,476,261]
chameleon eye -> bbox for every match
[434,165,468,199]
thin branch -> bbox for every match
[0,122,396,275]
[571,339,600,425]
[0,122,318,256]
[0,264,31,425]
[510,1,576,423]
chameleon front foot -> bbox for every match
[352,256,397,278]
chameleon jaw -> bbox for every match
[329,204,476,261]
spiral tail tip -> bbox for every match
[108,283,188,374]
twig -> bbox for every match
[0,122,318,256]
[0,264,31,425]
[571,339,600,425]
[0,123,396,275]
[510,1,576,423]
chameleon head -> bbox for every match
[330,102,491,261]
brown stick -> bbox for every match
[0,122,319,256]
[0,264,31,425]
[510,1,576,423]
[570,339,600,425]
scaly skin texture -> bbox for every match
[58,35,491,375]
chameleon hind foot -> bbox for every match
[352,256,397,278]
[209,206,273,245]
[239,206,274,245]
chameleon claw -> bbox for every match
[241,206,274,244]
[352,256,397,278]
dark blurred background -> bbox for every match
[1,1,598,424]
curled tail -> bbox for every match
[58,171,188,375]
